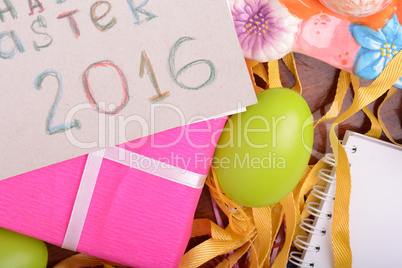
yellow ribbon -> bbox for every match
[268,60,282,89]
[293,160,330,234]
[253,61,268,85]
[314,70,350,127]
[180,161,317,268]
[271,193,296,268]
[330,50,402,268]
[378,86,401,145]
[179,166,305,268]
[268,52,302,94]
[350,74,383,139]
[246,59,267,94]
[282,52,302,94]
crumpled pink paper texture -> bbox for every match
[0,117,226,268]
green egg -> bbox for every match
[213,88,314,207]
[0,228,48,268]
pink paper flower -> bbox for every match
[230,0,301,62]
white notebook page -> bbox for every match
[300,131,402,267]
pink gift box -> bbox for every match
[0,118,226,268]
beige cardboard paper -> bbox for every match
[0,0,256,180]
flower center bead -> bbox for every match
[244,11,268,36]
[380,43,399,58]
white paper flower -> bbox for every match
[230,0,301,62]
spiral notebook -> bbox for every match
[289,130,402,268]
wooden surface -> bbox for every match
[46,53,402,267]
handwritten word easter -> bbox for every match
[0,0,158,60]
[0,0,155,28]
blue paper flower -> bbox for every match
[350,14,402,88]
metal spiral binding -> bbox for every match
[311,185,335,203]
[289,251,314,268]
[289,153,337,268]
[289,145,357,267]
[299,218,326,236]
